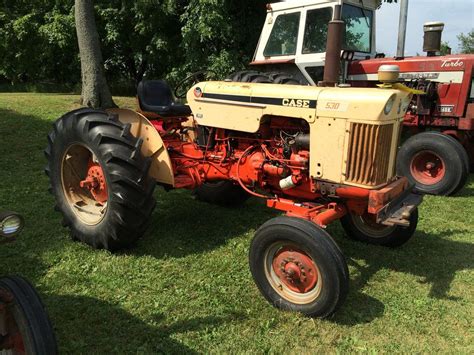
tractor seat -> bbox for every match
[137,80,192,118]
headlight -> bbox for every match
[384,95,396,115]
[0,211,24,238]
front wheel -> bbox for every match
[0,276,57,354]
[397,132,469,196]
[249,216,349,318]
[340,209,418,248]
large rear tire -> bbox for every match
[194,181,249,206]
[249,216,349,318]
[0,276,57,355]
[267,72,301,85]
[228,70,301,85]
[397,131,469,196]
[45,108,156,250]
[340,209,418,248]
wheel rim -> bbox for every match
[61,144,108,225]
[0,289,26,353]
[264,242,322,304]
[351,213,396,238]
[410,150,446,185]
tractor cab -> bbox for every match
[252,0,378,85]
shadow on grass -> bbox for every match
[127,192,279,259]
[330,227,473,325]
[43,293,241,353]
[451,174,474,197]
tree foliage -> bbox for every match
[457,30,474,54]
[0,0,400,91]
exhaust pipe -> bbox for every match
[423,22,445,56]
[321,5,344,87]
[396,0,409,58]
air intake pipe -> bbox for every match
[321,5,344,87]
[423,22,444,56]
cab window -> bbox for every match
[342,4,373,53]
[264,12,301,57]
[302,8,333,54]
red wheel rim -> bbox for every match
[410,150,446,185]
[79,160,108,204]
[61,144,108,225]
[271,247,318,294]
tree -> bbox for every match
[75,0,115,109]
[458,30,474,54]
[440,41,451,55]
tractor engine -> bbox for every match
[162,115,311,198]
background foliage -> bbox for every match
[0,0,268,93]
[0,0,471,94]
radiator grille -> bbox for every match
[345,123,394,186]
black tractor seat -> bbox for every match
[137,80,192,118]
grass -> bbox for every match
[0,92,472,353]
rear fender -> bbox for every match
[107,108,174,186]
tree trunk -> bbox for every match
[75,0,116,109]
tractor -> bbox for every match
[239,0,474,196]
[0,210,57,354]
[45,7,422,318]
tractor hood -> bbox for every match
[187,81,409,133]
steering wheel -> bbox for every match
[174,70,216,99]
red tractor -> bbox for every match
[242,0,473,196]
[348,23,474,196]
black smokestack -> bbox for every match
[321,5,344,86]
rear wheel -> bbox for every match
[340,209,418,248]
[227,71,272,83]
[397,132,469,196]
[267,72,301,85]
[45,108,156,250]
[249,216,349,318]
[0,276,57,355]
[194,181,249,206]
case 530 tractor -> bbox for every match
[241,0,474,196]
[45,7,422,318]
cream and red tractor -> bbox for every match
[45,9,422,318]
[239,0,474,196]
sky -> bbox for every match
[376,0,474,55]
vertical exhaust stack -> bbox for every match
[396,0,409,58]
[423,22,444,56]
[321,5,344,87]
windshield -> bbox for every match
[264,12,301,57]
[342,4,373,53]
[302,8,333,54]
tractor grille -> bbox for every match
[345,123,394,186]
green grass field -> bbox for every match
[0,93,472,353]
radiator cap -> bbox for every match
[378,65,400,83]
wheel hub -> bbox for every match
[80,162,108,204]
[410,150,446,184]
[272,248,318,293]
